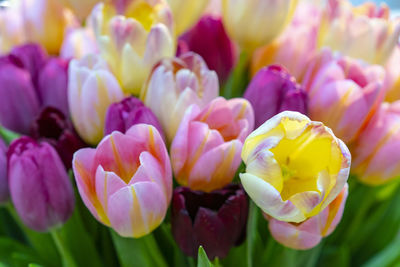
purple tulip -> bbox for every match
[244,65,308,128]
[7,137,75,232]
[171,184,248,260]
[178,15,236,83]
[104,97,165,138]
[37,58,70,116]
[31,107,86,169]
[0,58,41,134]
[0,139,8,203]
[9,43,48,88]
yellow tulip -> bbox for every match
[167,0,209,35]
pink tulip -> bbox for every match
[73,124,172,237]
[268,184,348,250]
[383,44,400,102]
[302,49,385,143]
[352,101,400,185]
[171,97,254,192]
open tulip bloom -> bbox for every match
[0,0,400,266]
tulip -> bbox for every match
[0,5,25,54]
[171,184,248,259]
[268,184,348,250]
[318,0,400,65]
[18,0,78,54]
[60,27,99,60]
[167,0,209,35]
[90,1,174,95]
[244,65,308,128]
[59,0,99,21]
[0,56,40,134]
[31,107,86,169]
[251,2,321,80]
[171,97,254,192]
[302,49,385,143]
[221,0,298,51]
[351,101,400,185]
[178,15,236,83]
[8,137,75,232]
[141,52,219,142]
[38,58,70,116]
[0,139,8,204]
[68,54,125,145]
[104,97,164,138]
[383,44,400,102]
[73,124,172,237]
[240,111,351,223]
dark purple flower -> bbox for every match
[104,97,165,139]
[244,65,308,128]
[7,137,75,232]
[178,15,236,83]
[31,107,86,169]
[0,139,8,203]
[171,184,248,260]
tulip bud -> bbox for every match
[38,58,70,116]
[302,49,385,143]
[142,52,219,142]
[68,54,125,145]
[222,0,298,51]
[60,27,99,60]
[240,111,351,223]
[244,65,308,128]
[352,101,400,185]
[0,56,40,134]
[171,97,254,192]
[73,124,172,237]
[179,15,236,83]
[104,97,164,138]
[167,0,209,35]
[8,137,75,232]
[0,139,8,204]
[268,184,348,250]
[383,44,400,102]
[171,184,248,259]
[0,5,26,54]
[58,0,99,21]
[91,1,174,95]
[31,107,86,169]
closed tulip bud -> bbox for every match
[179,15,236,83]
[38,58,69,116]
[240,111,351,223]
[167,0,209,35]
[18,0,78,55]
[0,5,25,54]
[0,56,40,134]
[251,2,321,80]
[142,52,219,142]
[31,107,86,169]
[91,1,174,95]
[68,54,125,145]
[268,184,348,250]
[8,137,75,232]
[171,97,254,192]
[104,97,164,138]
[319,0,400,65]
[0,139,8,204]
[73,124,172,237]
[352,101,400,185]
[222,0,298,51]
[172,184,248,259]
[59,0,99,21]
[383,44,400,102]
[302,49,385,143]
[244,65,308,128]
[60,27,99,60]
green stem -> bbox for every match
[222,51,250,99]
[262,236,276,264]
[142,234,168,267]
[0,125,20,144]
[246,201,258,267]
[50,230,77,267]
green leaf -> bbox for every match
[0,237,45,267]
[111,230,168,267]
[363,237,400,267]
[28,264,44,267]
[246,200,258,267]
[197,246,213,267]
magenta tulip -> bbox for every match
[8,137,74,231]
[0,139,8,203]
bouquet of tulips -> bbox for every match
[0,0,399,266]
